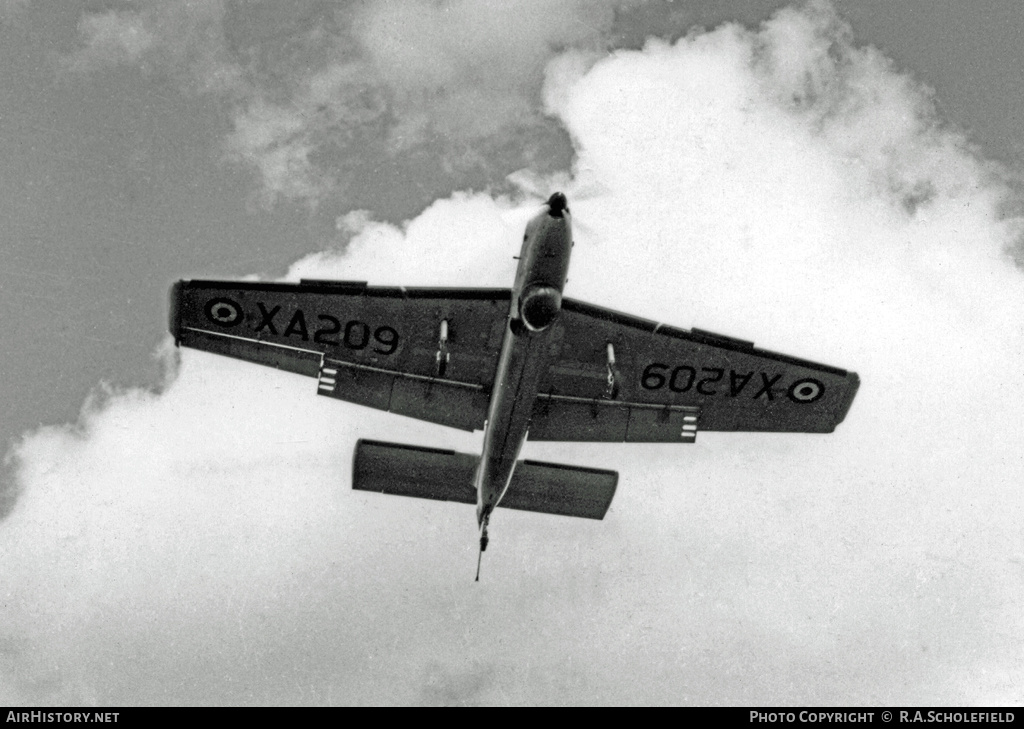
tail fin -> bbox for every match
[353,439,618,519]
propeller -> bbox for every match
[504,168,608,241]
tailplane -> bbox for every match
[353,439,618,520]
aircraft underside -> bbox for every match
[168,193,859,579]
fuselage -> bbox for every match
[475,193,573,528]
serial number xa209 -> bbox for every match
[641,363,825,404]
[204,297,400,354]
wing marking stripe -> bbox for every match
[536,392,699,414]
[184,327,487,393]
[322,357,485,392]
[182,326,324,358]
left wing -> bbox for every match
[170,279,510,431]
[529,298,859,442]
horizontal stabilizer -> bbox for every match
[500,460,618,519]
[354,439,478,505]
[353,440,618,519]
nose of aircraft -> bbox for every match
[546,191,568,218]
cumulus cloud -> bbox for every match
[61,1,242,92]
[285,193,523,286]
[62,11,157,72]
[6,3,1024,705]
[222,0,628,206]
[350,0,616,143]
[60,1,641,207]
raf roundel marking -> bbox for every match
[205,297,243,327]
[788,378,824,404]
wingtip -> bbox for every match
[168,280,183,346]
[833,370,861,426]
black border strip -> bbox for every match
[178,279,512,301]
[357,438,459,458]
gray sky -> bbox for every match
[1,0,1023,706]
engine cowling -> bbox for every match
[519,285,562,332]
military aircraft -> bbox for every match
[169,193,859,579]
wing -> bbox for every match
[170,279,510,431]
[529,298,860,442]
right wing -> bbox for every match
[529,298,859,442]
[170,279,510,431]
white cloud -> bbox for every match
[60,1,633,206]
[224,97,331,206]
[219,0,628,205]
[286,193,522,286]
[5,3,1024,705]
[63,11,157,72]
[351,0,617,143]
[61,1,241,92]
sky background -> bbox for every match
[1,0,1023,706]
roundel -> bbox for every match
[204,298,243,327]
[787,378,824,404]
